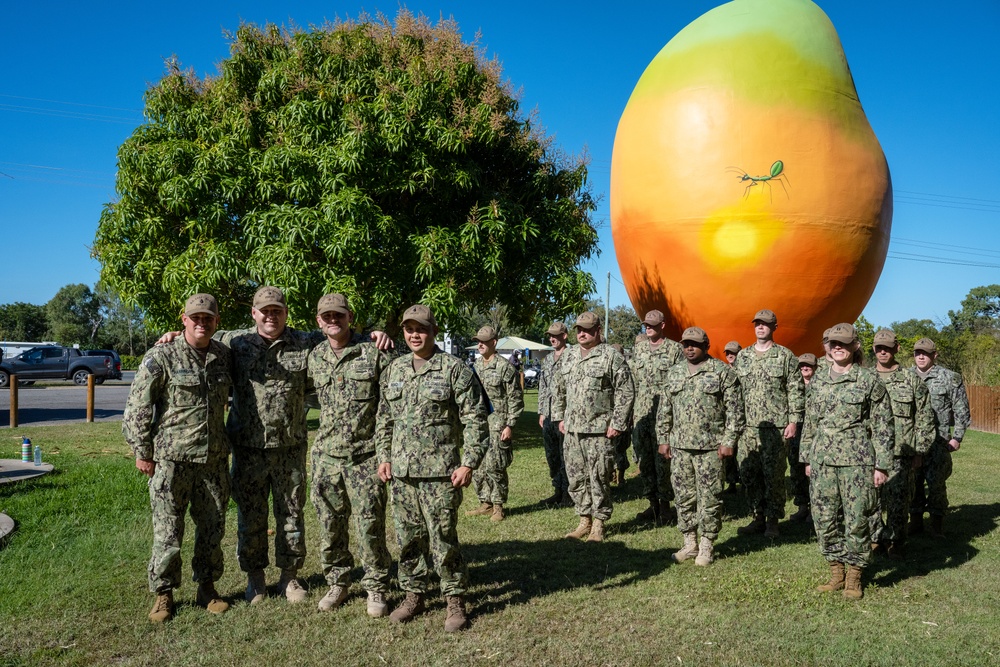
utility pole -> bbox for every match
[605,272,611,338]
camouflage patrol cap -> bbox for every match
[316,293,351,315]
[184,293,219,317]
[680,326,708,344]
[914,337,937,354]
[873,329,898,347]
[643,309,665,326]
[752,309,777,325]
[401,304,437,328]
[546,321,568,336]
[827,322,857,345]
[574,311,601,329]
[798,353,818,367]
[473,325,498,342]
[253,286,286,310]
[724,340,741,354]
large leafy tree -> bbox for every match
[45,284,102,346]
[94,13,598,334]
[0,302,49,342]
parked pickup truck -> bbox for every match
[0,345,112,388]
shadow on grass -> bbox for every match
[867,502,1000,587]
[464,536,673,615]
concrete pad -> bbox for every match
[0,512,14,543]
[0,459,54,485]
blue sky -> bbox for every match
[2,0,998,329]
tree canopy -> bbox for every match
[45,284,102,346]
[94,12,598,334]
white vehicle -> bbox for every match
[1,340,60,360]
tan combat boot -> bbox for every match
[738,514,766,536]
[586,518,605,542]
[694,535,715,566]
[672,532,699,563]
[388,592,425,624]
[196,582,229,614]
[764,518,780,538]
[466,502,493,516]
[816,562,845,592]
[366,590,389,618]
[148,589,174,623]
[246,569,266,605]
[317,584,349,611]
[490,504,505,522]
[444,595,468,632]
[565,516,592,540]
[278,569,308,603]
[843,565,864,600]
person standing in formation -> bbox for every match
[787,353,818,522]
[537,322,572,506]
[552,311,635,542]
[722,339,743,493]
[466,326,524,522]
[909,337,970,538]
[630,310,683,524]
[734,309,805,539]
[870,330,935,558]
[657,327,744,567]
[800,323,893,600]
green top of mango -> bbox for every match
[630,0,860,113]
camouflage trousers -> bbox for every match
[390,476,468,596]
[870,455,914,544]
[147,456,230,592]
[231,444,307,572]
[542,417,568,494]
[472,429,513,505]
[632,416,673,501]
[311,449,391,592]
[912,439,953,517]
[738,426,788,520]
[809,464,877,568]
[564,431,614,521]
[671,448,725,540]
[786,432,810,508]
[613,428,631,474]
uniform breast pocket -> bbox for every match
[841,390,866,424]
[420,381,452,422]
[766,360,785,384]
[276,355,307,385]
[170,370,203,407]
[698,375,721,396]
[888,385,914,418]
[347,367,377,401]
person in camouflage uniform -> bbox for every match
[551,311,635,542]
[909,337,970,538]
[466,325,524,522]
[611,342,632,486]
[800,323,894,600]
[869,330,935,558]
[537,321,571,505]
[123,293,233,623]
[630,310,683,523]
[307,294,393,617]
[734,309,805,539]
[376,304,489,632]
[656,327,744,566]
[786,353,818,522]
[722,340,742,493]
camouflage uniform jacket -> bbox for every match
[551,343,634,434]
[474,355,524,431]
[734,343,805,428]
[656,358,745,451]
[909,365,971,442]
[877,366,935,457]
[630,337,683,421]
[218,326,322,450]
[538,345,571,419]
[375,348,490,477]
[123,337,232,463]
[800,365,894,470]
[308,339,391,458]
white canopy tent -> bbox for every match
[465,336,554,362]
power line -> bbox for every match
[891,240,1000,260]
[886,252,1000,269]
[0,102,141,125]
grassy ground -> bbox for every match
[2,392,999,666]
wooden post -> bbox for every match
[9,375,17,429]
[86,374,95,423]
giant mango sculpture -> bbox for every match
[611,0,891,355]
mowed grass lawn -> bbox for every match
[2,390,999,666]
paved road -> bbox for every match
[0,372,134,428]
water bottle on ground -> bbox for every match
[21,437,32,463]
[34,445,42,466]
